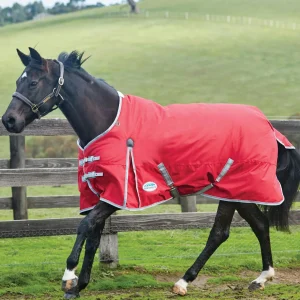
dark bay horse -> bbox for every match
[2,48,300,298]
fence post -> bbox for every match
[10,136,27,220]
[180,195,197,212]
[99,216,118,268]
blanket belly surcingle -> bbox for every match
[77,94,294,214]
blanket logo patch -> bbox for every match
[143,182,157,192]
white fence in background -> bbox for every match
[103,11,300,31]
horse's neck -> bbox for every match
[59,72,120,147]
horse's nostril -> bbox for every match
[7,117,16,126]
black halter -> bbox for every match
[12,60,65,119]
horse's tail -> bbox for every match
[264,143,300,231]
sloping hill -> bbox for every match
[0,0,299,119]
[139,0,300,21]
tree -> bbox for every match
[48,2,69,14]
[11,3,27,23]
[1,6,13,24]
[0,8,5,26]
[25,1,45,20]
[127,0,139,13]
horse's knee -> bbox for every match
[77,217,91,235]
[211,227,230,245]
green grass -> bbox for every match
[139,0,300,21]
[0,227,300,299]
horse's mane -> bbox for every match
[57,50,114,89]
[57,50,90,70]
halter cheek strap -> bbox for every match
[12,60,65,119]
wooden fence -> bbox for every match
[1,119,300,265]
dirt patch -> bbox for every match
[240,267,300,285]
[155,273,210,288]
[156,267,300,297]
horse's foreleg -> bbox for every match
[236,203,274,291]
[173,201,236,295]
[62,201,117,298]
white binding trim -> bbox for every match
[80,197,173,214]
[123,146,131,207]
[202,181,284,206]
[62,268,78,281]
[77,91,124,151]
[130,148,142,207]
[80,177,284,214]
[252,267,275,284]
[101,197,172,211]
[276,138,295,149]
[86,179,99,196]
[80,205,96,214]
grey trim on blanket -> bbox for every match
[123,145,131,207]
[77,91,124,151]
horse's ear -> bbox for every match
[16,49,30,66]
[29,47,42,64]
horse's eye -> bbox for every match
[30,81,38,88]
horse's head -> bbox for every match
[2,47,64,133]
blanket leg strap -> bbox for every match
[196,158,234,195]
[158,163,180,199]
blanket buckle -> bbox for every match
[157,163,180,199]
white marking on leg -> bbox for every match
[252,267,275,285]
[62,268,78,281]
[173,278,188,295]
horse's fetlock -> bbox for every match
[66,258,78,270]
[184,270,198,282]
[77,279,89,292]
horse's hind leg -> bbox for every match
[62,201,117,298]
[236,203,274,291]
[173,201,236,295]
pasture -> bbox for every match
[1,0,300,299]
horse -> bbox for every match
[2,47,300,299]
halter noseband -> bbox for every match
[12,60,65,119]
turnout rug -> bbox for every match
[78,93,294,214]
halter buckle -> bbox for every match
[58,77,64,86]
[32,105,39,113]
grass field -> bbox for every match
[1,227,300,299]
[1,0,300,299]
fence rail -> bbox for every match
[1,119,300,265]
[2,210,300,239]
[101,10,300,32]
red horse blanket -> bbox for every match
[78,93,294,214]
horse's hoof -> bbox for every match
[248,281,264,291]
[172,284,187,296]
[64,292,80,299]
[62,278,78,292]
